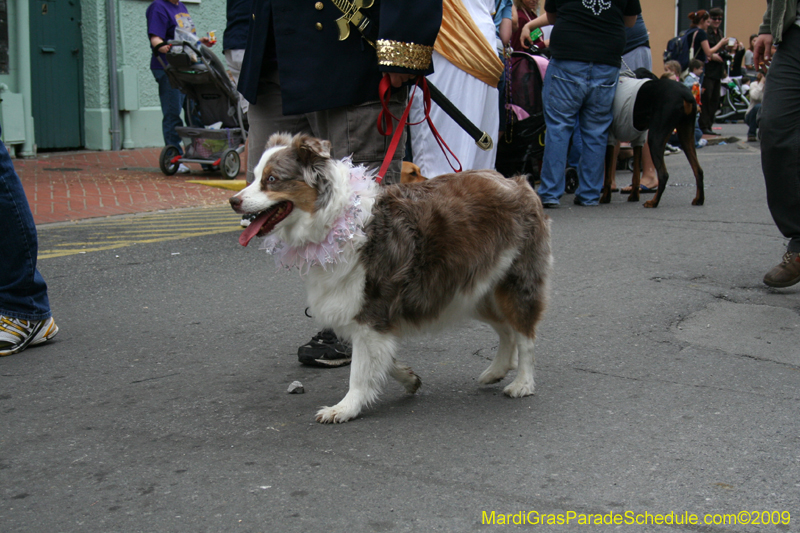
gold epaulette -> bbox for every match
[376,39,434,71]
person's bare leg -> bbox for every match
[640,140,658,189]
[610,142,621,190]
[621,141,658,192]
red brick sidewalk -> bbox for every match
[14,147,236,225]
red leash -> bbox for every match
[376,76,461,183]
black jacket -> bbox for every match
[705,27,724,80]
[238,0,442,115]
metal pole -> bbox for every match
[116,0,134,149]
[16,0,35,156]
[106,0,121,150]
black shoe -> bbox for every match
[701,128,716,135]
[298,329,352,367]
[542,202,560,209]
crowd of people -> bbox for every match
[668,9,750,137]
[2,0,798,359]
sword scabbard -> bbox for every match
[350,10,364,30]
[477,132,494,151]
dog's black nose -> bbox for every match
[229,196,242,209]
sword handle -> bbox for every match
[335,17,351,41]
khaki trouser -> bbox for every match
[246,67,407,185]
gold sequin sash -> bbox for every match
[434,0,504,88]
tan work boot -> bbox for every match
[763,251,800,288]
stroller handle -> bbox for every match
[164,38,238,97]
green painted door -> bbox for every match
[30,0,84,150]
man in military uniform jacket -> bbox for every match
[238,1,442,117]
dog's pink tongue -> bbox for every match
[238,211,273,247]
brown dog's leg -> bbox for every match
[628,145,642,203]
[600,144,616,204]
[676,121,705,205]
[643,136,670,208]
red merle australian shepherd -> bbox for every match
[230,133,552,423]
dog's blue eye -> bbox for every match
[268,176,276,182]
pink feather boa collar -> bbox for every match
[259,164,377,274]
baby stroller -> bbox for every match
[158,36,246,179]
[716,55,750,123]
[495,48,548,185]
[716,77,750,123]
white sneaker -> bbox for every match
[177,163,191,174]
[0,316,59,356]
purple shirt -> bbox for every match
[146,0,196,70]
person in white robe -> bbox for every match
[409,0,502,179]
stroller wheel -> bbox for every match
[220,149,240,180]
[159,145,181,176]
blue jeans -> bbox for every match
[152,69,185,154]
[745,103,761,137]
[0,126,51,321]
[540,59,619,205]
[567,120,581,169]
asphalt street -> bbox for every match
[2,123,798,532]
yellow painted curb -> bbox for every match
[188,179,247,191]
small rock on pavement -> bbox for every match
[287,381,305,394]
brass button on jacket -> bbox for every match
[315,22,323,31]
[315,2,324,9]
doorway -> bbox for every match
[29,0,84,150]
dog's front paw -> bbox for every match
[503,381,535,398]
[479,367,508,385]
[315,404,359,424]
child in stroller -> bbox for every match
[495,47,549,188]
[158,33,247,179]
